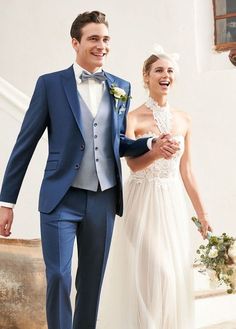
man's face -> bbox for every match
[72,23,110,72]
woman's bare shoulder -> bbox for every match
[172,108,191,123]
[128,104,146,120]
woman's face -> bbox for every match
[144,58,176,96]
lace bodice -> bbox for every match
[129,97,185,183]
[129,133,184,183]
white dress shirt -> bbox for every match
[0,63,153,209]
[73,62,105,117]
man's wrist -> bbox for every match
[0,202,15,209]
[147,137,156,150]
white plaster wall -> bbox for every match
[0,0,236,250]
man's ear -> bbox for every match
[72,38,80,52]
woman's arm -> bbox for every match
[180,117,212,238]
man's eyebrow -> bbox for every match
[87,34,110,39]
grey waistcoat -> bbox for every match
[72,87,116,191]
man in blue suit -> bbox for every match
[0,11,177,329]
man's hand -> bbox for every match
[0,207,13,237]
[152,134,180,160]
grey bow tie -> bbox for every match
[80,71,106,83]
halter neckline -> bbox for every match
[145,97,172,133]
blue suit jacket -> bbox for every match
[0,66,149,216]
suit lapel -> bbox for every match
[61,66,84,135]
[104,72,119,143]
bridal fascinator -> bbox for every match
[149,44,180,73]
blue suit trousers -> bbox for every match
[40,186,116,329]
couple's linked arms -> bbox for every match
[125,134,179,173]
[124,111,180,172]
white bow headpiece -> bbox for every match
[151,44,180,62]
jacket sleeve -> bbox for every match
[119,83,149,158]
[0,76,49,204]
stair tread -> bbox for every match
[195,288,227,299]
[199,320,236,328]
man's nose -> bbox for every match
[96,40,105,49]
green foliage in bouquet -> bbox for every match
[192,217,236,294]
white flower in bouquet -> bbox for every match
[208,246,218,258]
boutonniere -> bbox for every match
[109,84,131,111]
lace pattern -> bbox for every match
[129,98,184,185]
[130,133,184,184]
[145,97,172,134]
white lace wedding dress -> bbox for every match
[97,98,194,329]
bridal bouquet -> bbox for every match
[192,217,236,294]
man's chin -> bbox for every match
[94,61,104,68]
[94,56,106,66]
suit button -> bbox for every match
[80,144,85,151]
[75,164,80,169]
[94,123,97,127]
[94,135,97,139]
[96,159,99,162]
[95,147,98,150]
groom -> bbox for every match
[0,11,178,329]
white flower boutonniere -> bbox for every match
[109,84,131,111]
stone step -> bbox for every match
[194,265,229,298]
[194,266,236,328]
[195,293,236,328]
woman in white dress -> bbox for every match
[97,46,212,329]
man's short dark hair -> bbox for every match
[70,11,109,42]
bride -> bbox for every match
[97,45,212,329]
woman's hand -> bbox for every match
[198,216,212,239]
[152,134,180,160]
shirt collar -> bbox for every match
[73,62,103,84]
